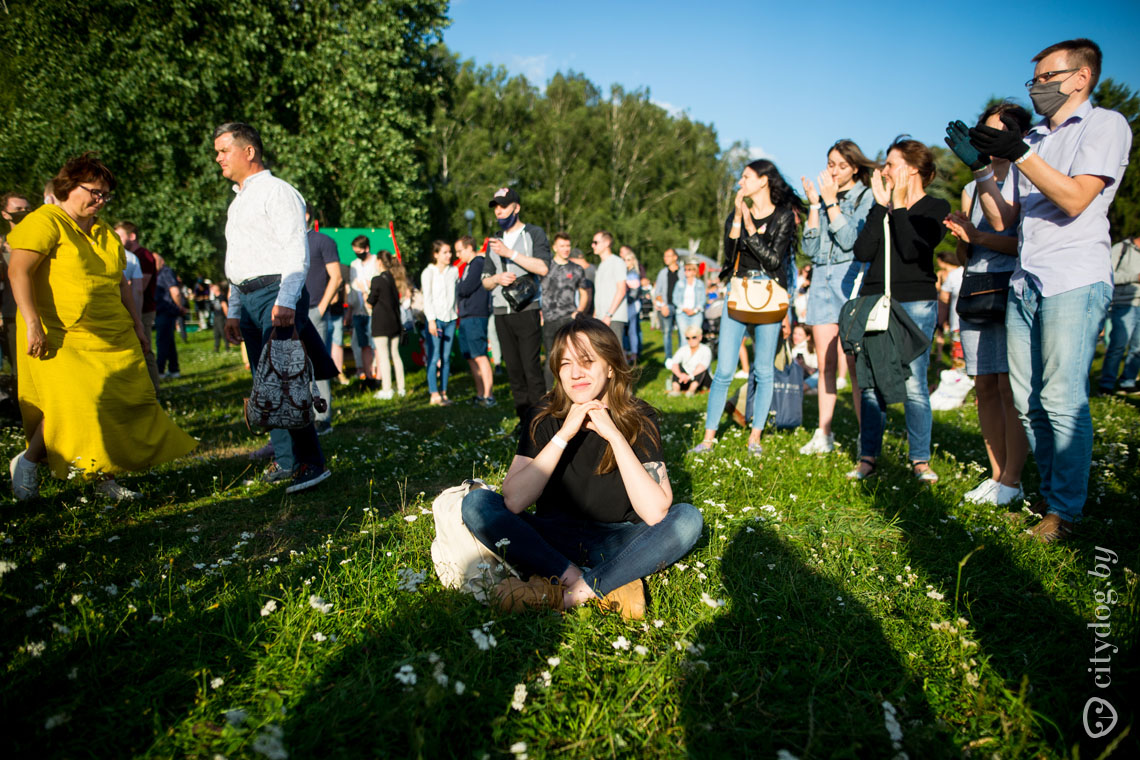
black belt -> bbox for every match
[234,274,282,295]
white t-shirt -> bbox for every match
[671,343,712,376]
[791,339,818,371]
[941,266,964,333]
[123,251,142,282]
[350,256,380,314]
[593,254,627,322]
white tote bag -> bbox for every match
[863,214,892,333]
[430,479,518,602]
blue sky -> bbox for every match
[444,0,1140,188]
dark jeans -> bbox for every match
[541,314,574,388]
[239,284,325,471]
[495,310,546,420]
[461,488,703,597]
[155,311,180,373]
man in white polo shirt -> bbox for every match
[215,122,335,494]
[954,38,1132,541]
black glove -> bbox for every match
[968,112,1030,163]
[944,120,990,171]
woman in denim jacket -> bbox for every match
[798,140,877,455]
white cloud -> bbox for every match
[748,145,774,161]
[651,98,685,117]
[511,54,549,83]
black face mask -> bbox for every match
[6,209,30,226]
[355,251,368,260]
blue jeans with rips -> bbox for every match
[859,299,937,462]
[704,309,781,432]
[461,488,703,598]
[1006,280,1110,522]
[1098,301,1140,390]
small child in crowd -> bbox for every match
[668,326,712,397]
[789,323,819,393]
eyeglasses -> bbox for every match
[1025,68,1079,89]
[79,185,114,202]
[590,241,599,246]
[687,335,701,341]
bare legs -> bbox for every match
[973,372,1028,487]
[812,323,841,436]
[24,421,46,463]
[467,355,493,398]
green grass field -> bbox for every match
[1,325,1136,759]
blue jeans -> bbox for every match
[623,313,642,356]
[154,311,179,373]
[423,319,457,394]
[659,312,678,359]
[705,310,781,432]
[1098,301,1140,390]
[1007,281,1110,522]
[859,300,937,462]
[461,489,702,597]
[675,311,703,340]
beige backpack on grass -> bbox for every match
[430,480,518,602]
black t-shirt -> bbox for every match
[517,400,663,524]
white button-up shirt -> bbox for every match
[421,264,458,323]
[223,170,309,318]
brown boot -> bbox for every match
[599,579,646,620]
[1028,513,1074,543]
[494,576,564,614]
[1003,498,1048,526]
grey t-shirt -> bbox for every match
[593,255,627,322]
[542,260,586,321]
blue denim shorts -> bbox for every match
[960,319,1008,376]
[352,314,375,349]
[328,313,345,348]
[458,316,489,359]
[805,260,864,326]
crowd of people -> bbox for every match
[0,37,1132,617]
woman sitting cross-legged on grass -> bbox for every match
[461,316,703,619]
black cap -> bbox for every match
[489,187,520,207]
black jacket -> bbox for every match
[722,207,797,290]
[366,271,402,338]
[839,297,930,405]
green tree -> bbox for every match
[0,0,448,277]
[1093,77,1140,239]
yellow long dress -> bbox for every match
[6,205,197,478]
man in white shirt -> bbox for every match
[214,122,334,494]
[590,231,627,339]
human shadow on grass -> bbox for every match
[859,456,1137,758]
[0,495,406,758]
[281,584,567,759]
[679,524,956,759]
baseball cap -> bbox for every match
[489,187,520,207]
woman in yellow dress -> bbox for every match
[5,153,196,500]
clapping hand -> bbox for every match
[869,169,891,207]
[969,112,1030,163]
[943,211,977,243]
[944,120,990,171]
[817,170,839,206]
[800,176,820,205]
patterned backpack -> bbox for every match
[244,334,327,430]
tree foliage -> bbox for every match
[0,0,448,276]
[1093,78,1140,240]
[424,58,725,276]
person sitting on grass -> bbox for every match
[668,326,712,397]
[461,316,703,620]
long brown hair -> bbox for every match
[532,317,659,474]
[828,139,878,187]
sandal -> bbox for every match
[846,457,876,481]
[912,461,939,483]
[689,440,715,454]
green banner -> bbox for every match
[319,224,402,266]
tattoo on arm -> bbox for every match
[643,461,665,484]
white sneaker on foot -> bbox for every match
[97,479,141,501]
[993,482,1024,506]
[799,429,835,455]
[963,478,999,504]
[373,389,394,400]
[836,376,848,391]
[9,450,39,501]
[733,369,748,379]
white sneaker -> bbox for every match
[836,376,848,391]
[993,482,1024,506]
[9,450,39,501]
[963,478,999,504]
[799,429,835,455]
[373,389,394,400]
[97,479,141,501]
[734,369,748,379]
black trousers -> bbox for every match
[495,310,546,420]
[155,312,180,373]
[541,314,573,389]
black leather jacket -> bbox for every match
[722,207,796,289]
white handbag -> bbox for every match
[430,479,518,602]
[863,214,892,333]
